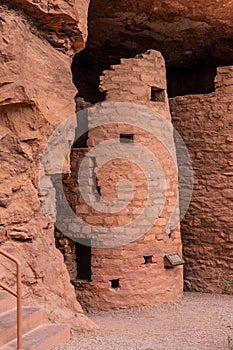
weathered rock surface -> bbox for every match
[87,0,233,67]
[1,0,90,53]
[0,2,94,330]
[1,0,233,324]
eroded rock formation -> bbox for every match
[1,0,89,53]
[0,1,94,330]
[87,0,233,67]
[0,0,233,324]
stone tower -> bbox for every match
[57,50,184,311]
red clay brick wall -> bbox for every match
[170,66,233,294]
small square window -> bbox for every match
[151,87,165,102]
[120,134,134,143]
[110,279,120,289]
[144,255,153,264]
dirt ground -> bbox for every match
[51,292,233,350]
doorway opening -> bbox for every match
[76,239,92,281]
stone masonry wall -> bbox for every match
[99,51,171,120]
[170,66,233,294]
[60,50,183,311]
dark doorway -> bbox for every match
[167,65,217,97]
[71,49,111,104]
[76,239,92,281]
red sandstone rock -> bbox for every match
[0,1,94,330]
[1,0,89,53]
[0,0,232,322]
[88,0,233,67]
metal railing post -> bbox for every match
[16,261,22,350]
[0,248,23,350]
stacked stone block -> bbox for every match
[170,66,233,294]
[58,50,183,310]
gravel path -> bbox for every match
[51,292,233,350]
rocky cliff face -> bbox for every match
[87,0,233,67]
[1,0,233,325]
[0,1,94,330]
[1,0,89,53]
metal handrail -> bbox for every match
[0,248,22,350]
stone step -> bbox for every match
[0,306,48,346]
[0,324,70,350]
[0,291,16,314]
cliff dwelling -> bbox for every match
[0,0,233,348]
[55,50,184,311]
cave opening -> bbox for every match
[66,11,232,297]
[167,65,217,97]
[70,0,233,104]
[71,49,219,102]
[71,49,120,104]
